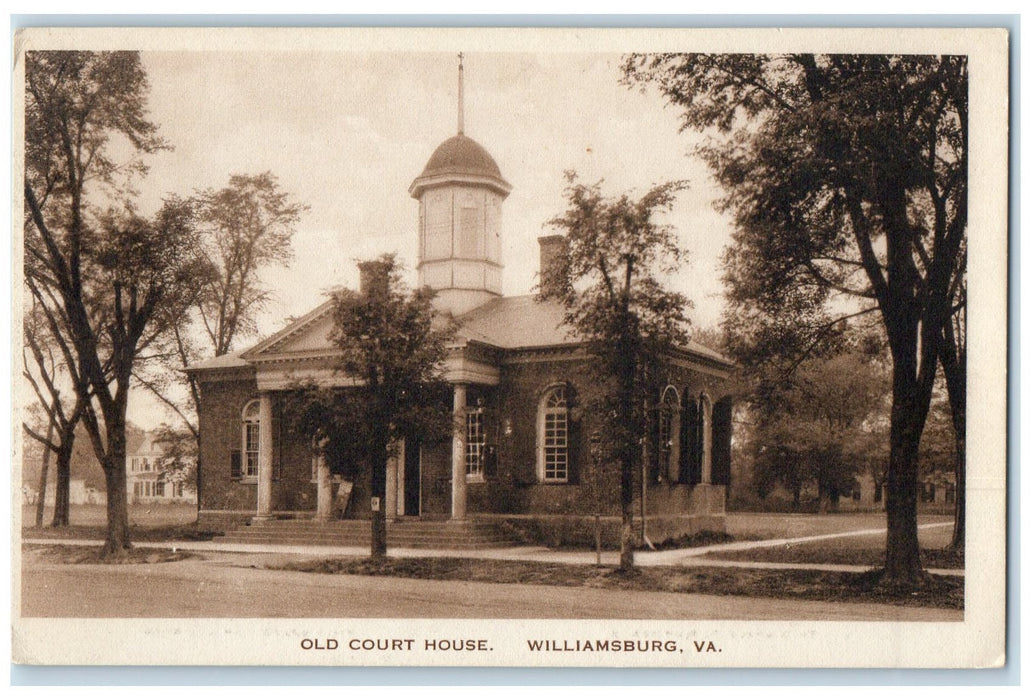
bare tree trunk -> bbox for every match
[101,461,131,556]
[370,443,388,559]
[876,183,941,588]
[617,340,636,573]
[950,437,966,552]
[940,325,966,552]
[34,420,55,527]
[883,390,927,586]
[100,417,132,557]
[52,446,72,527]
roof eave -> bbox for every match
[408,172,512,199]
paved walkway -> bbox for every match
[21,520,963,577]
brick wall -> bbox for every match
[470,354,733,521]
[195,349,733,539]
[197,372,260,515]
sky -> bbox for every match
[124,50,734,428]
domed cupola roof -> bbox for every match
[421,134,503,180]
[410,133,511,199]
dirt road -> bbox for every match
[19,549,960,621]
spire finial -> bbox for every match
[457,52,465,135]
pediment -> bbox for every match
[241,300,338,361]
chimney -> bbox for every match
[357,259,391,297]
[537,234,568,299]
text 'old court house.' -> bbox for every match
[188,63,736,547]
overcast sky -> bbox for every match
[125,50,733,427]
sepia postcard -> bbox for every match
[11,25,1009,669]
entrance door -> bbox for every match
[403,438,421,516]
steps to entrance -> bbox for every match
[214,518,518,550]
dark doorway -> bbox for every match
[404,438,421,516]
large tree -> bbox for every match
[23,51,208,556]
[22,301,88,527]
[136,172,306,513]
[290,255,454,558]
[624,54,967,586]
[544,173,691,572]
[749,343,889,512]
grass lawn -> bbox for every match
[279,556,963,610]
[25,543,196,565]
[701,543,963,570]
[21,503,218,541]
[726,511,955,541]
[718,512,961,570]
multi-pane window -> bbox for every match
[242,400,261,478]
[154,481,165,497]
[540,386,568,483]
[465,408,485,480]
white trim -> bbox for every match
[536,384,570,484]
[658,385,681,483]
[241,399,261,479]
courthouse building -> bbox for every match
[189,67,735,545]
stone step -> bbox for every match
[218,536,511,548]
[214,535,513,550]
[242,523,494,531]
[214,518,517,550]
[239,527,502,538]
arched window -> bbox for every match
[537,385,569,483]
[241,399,261,479]
[658,386,680,482]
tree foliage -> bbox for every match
[751,343,890,511]
[544,172,691,571]
[624,53,967,585]
[288,254,455,557]
[137,172,306,514]
[23,50,208,556]
[151,423,199,488]
[192,172,306,356]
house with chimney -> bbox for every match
[188,61,735,547]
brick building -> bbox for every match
[189,69,735,544]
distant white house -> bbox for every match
[22,478,105,506]
[126,432,196,504]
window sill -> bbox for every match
[237,477,258,485]
[465,475,486,484]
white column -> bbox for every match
[451,384,468,521]
[396,440,407,517]
[701,397,713,485]
[315,445,332,521]
[255,392,274,519]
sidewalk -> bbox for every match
[22,521,963,577]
